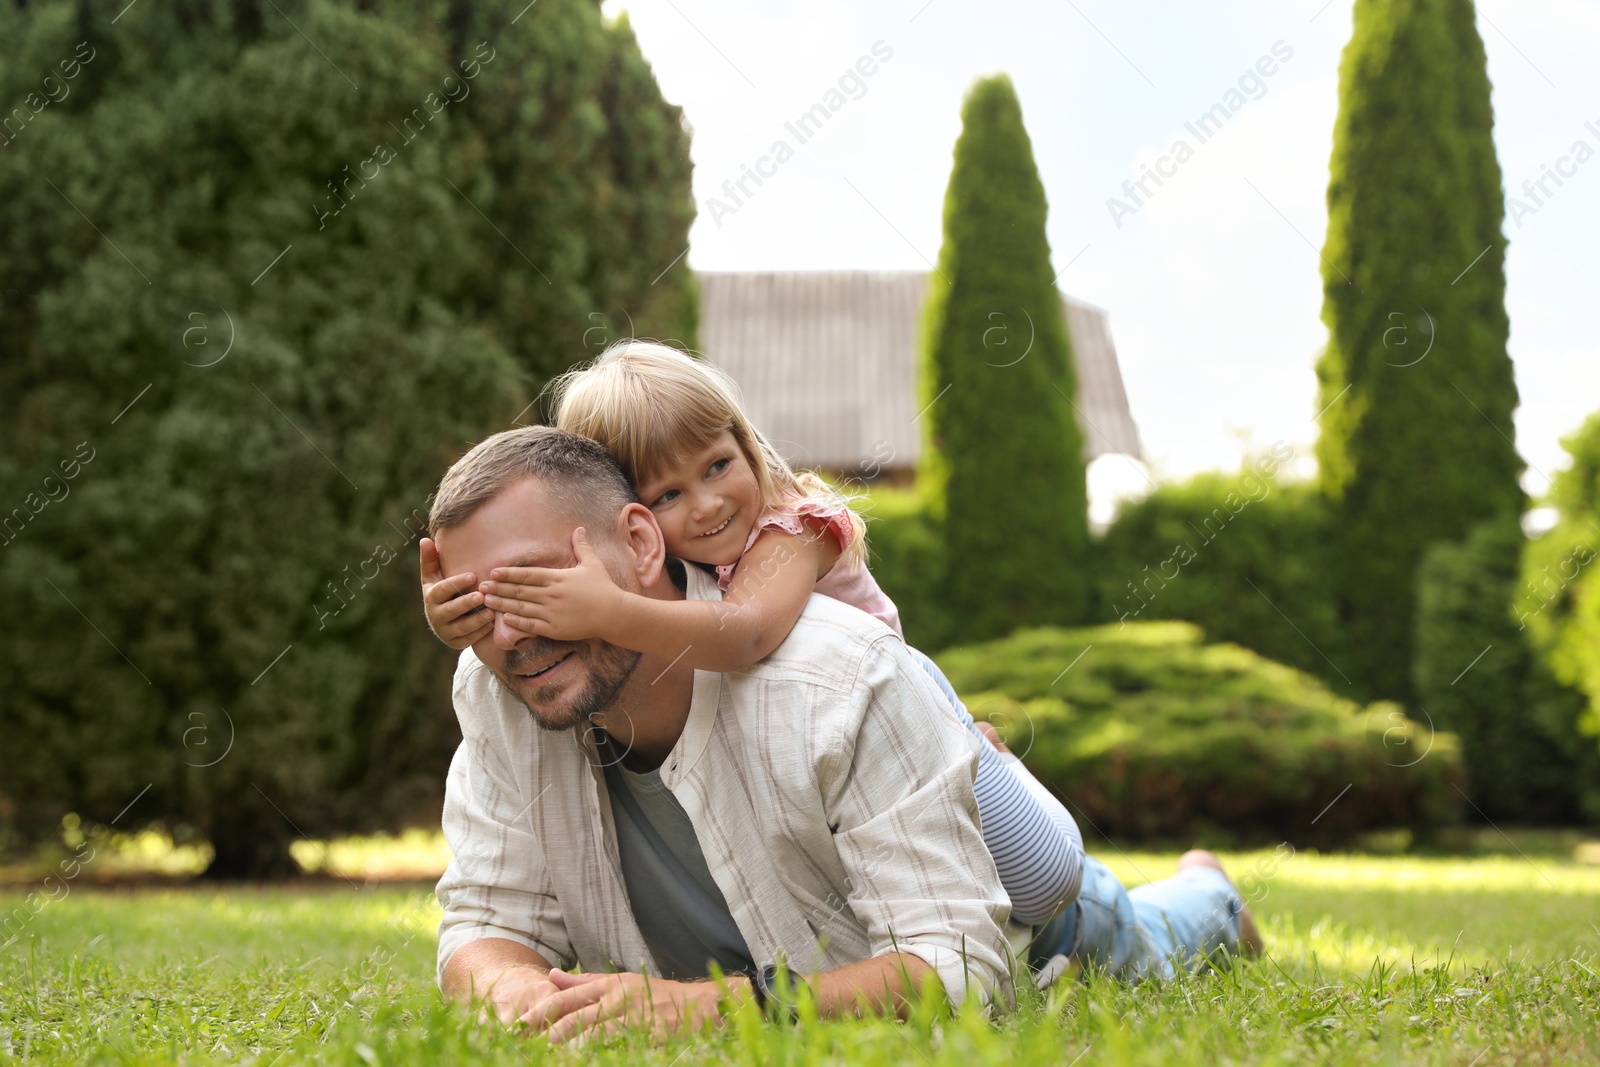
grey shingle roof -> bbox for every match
[695,270,1143,475]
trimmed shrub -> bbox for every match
[862,485,952,652]
[1414,518,1600,822]
[1093,455,1346,688]
[1316,0,1523,703]
[936,622,1464,845]
[919,74,1090,641]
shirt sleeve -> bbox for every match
[788,501,856,554]
[435,653,573,985]
[817,635,1016,1008]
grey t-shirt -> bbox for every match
[599,733,756,980]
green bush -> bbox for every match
[919,74,1090,640]
[862,486,951,651]
[1523,412,1600,736]
[935,622,1464,845]
[1414,518,1600,822]
[1093,457,1345,688]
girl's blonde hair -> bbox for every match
[544,339,867,564]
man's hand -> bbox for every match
[479,528,626,643]
[421,537,491,649]
[525,969,750,1044]
[478,963,562,1030]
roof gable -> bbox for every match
[695,270,1142,473]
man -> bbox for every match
[426,426,1257,1042]
[427,427,1016,1041]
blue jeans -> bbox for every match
[1028,857,1243,981]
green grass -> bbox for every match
[3,846,1598,1065]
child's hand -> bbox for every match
[480,528,624,643]
[421,536,491,649]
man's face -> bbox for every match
[436,478,641,731]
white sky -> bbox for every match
[604,0,1600,514]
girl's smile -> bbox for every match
[697,513,735,539]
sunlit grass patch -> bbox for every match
[1096,846,1600,969]
[2,844,1596,1065]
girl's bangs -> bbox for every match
[617,398,734,487]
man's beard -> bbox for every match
[501,637,642,732]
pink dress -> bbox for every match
[713,501,903,637]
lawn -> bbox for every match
[2,837,1597,1066]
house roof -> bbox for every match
[695,270,1142,475]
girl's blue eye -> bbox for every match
[707,458,730,477]
[652,489,680,507]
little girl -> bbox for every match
[421,340,1083,926]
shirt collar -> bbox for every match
[658,566,724,787]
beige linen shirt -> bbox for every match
[435,564,1017,1006]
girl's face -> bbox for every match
[635,431,762,567]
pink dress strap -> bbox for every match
[714,502,903,637]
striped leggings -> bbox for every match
[908,647,1085,926]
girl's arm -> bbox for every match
[479,524,840,672]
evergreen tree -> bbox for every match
[1414,518,1596,821]
[1524,410,1600,756]
[385,1,698,371]
[920,74,1089,641]
[0,0,695,874]
[1315,0,1523,701]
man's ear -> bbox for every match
[616,503,668,588]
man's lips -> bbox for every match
[516,651,574,683]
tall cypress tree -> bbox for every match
[1315,0,1522,701]
[921,75,1089,641]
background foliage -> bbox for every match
[936,621,1464,845]
[1091,456,1342,683]
[1414,517,1600,823]
[0,0,695,874]
[862,485,952,651]
[1524,412,1600,742]
[1314,0,1523,704]
[918,73,1090,642]
[1084,458,1600,824]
